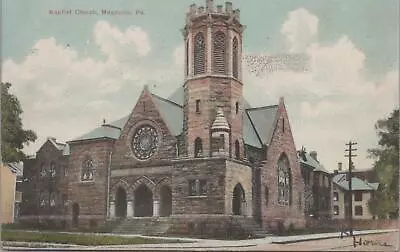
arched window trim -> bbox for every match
[213,31,226,74]
[234,140,240,160]
[186,38,189,76]
[277,153,292,206]
[194,137,203,158]
[232,37,239,78]
[194,32,205,75]
[81,157,94,182]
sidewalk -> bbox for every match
[2,228,398,251]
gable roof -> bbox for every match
[151,93,183,136]
[68,87,281,148]
[298,151,330,174]
[333,174,379,191]
[7,162,23,177]
[71,124,122,142]
[245,105,279,146]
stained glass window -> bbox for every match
[277,154,291,205]
[132,125,159,160]
[81,158,94,181]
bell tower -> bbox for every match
[182,0,245,159]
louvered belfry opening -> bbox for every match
[194,32,206,75]
[213,31,226,74]
[232,37,239,78]
[186,39,189,76]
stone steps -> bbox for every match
[233,217,272,238]
[113,217,172,235]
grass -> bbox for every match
[1,230,186,246]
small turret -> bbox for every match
[211,108,230,156]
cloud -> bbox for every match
[245,8,398,171]
[281,8,319,53]
[2,21,182,155]
[94,21,151,60]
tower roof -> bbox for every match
[211,108,230,131]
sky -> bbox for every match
[1,0,399,171]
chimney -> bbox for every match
[206,0,214,12]
[217,5,223,13]
[338,162,343,171]
[310,151,318,161]
[225,1,233,13]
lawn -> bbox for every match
[1,230,186,246]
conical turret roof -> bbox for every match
[211,108,230,131]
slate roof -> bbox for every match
[298,150,330,174]
[7,162,23,177]
[333,174,379,191]
[68,88,280,149]
[152,94,183,136]
[246,105,279,146]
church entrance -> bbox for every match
[232,183,245,215]
[72,203,79,227]
[115,187,127,218]
[159,185,172,217]
[134,184,153,217]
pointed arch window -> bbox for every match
[81,158,94,181]
[277,154,291,206]
[194,137,203,158]
[232,37,239,78]
[234,140,240,159]
[194,32,205,75]
[213,31,226,74]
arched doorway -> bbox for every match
[134,184,153,217]
[159,185,172,217]
[72,203,79,227]
[115,187,127,218]
[232,183,245,215]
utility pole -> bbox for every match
[345,141,357,236]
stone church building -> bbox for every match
[21,0,305,235]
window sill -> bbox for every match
[187,195,207,199]
[79,180,95,184]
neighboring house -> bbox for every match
[298,148,332,219]
[1,162,23,223]
[20,137,70,228]
[332,173,379,220]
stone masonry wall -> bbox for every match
[225,159,252,216]
[111,89,177,170]
[172,157,226,215]
[261,100,306,230]
[67,139,114,227]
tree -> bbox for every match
[1,82,37,162]
[368,109,399,219]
